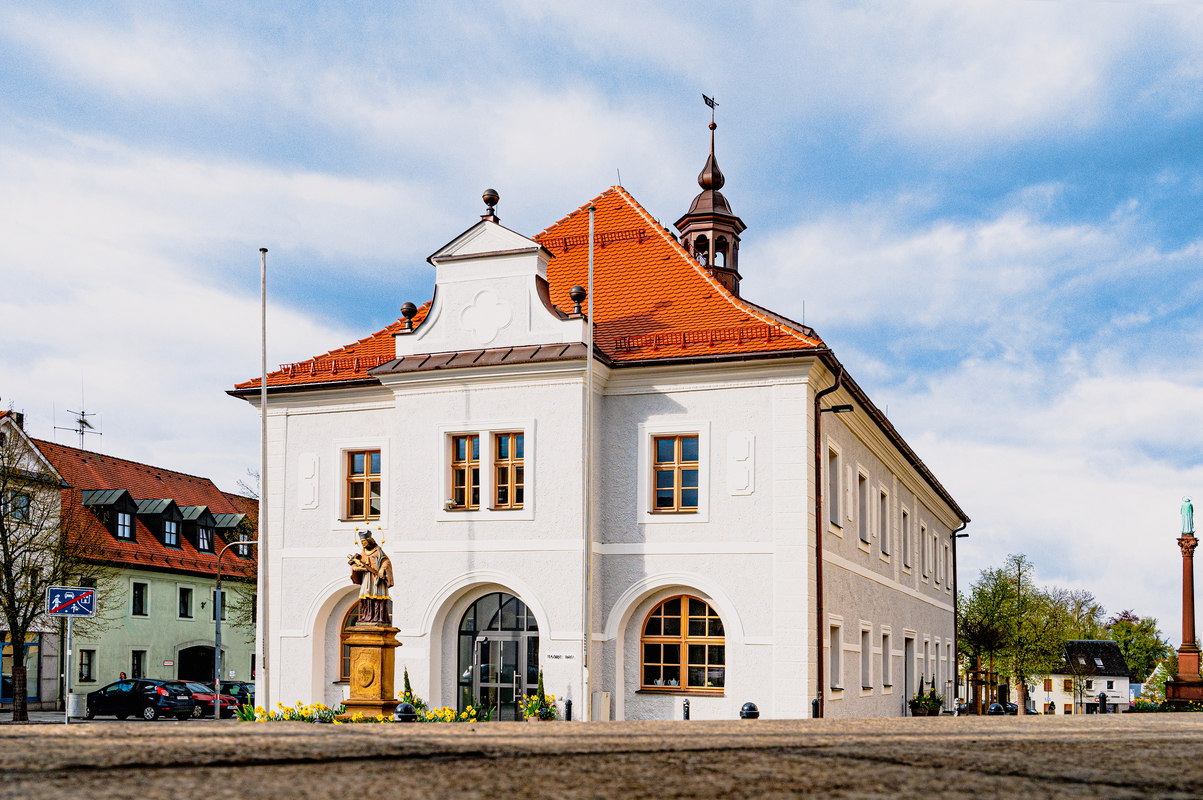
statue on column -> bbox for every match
[1183,497,1194,537]
[349,529,394,626]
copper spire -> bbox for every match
[698,121,725,191]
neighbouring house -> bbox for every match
[0,411,257,709]
[231,125,969,720]
[1035,640,1131,715]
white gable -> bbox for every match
[397,219,586,356]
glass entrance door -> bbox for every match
[458,592,539,720]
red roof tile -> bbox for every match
[33,439,258,579]
[233,187,821,392]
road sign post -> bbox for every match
[47,586,98,726]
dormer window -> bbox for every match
[197,527,213,552]
[82,489,139,543]
[1094,658,1104,669]
[163,519,179,547]
[117,512,133,540]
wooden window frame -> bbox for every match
[116,512,133,540]
[78,648,95,682]
[448,435,481,511]
[651,435,700,514]
[163,519,180,548]
[639,594,725,694]
[344,450,382,522]
[492,432,524,510]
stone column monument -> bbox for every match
[1168,498,1203,705]
[340,529,401,718]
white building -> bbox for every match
[232,135,969,720]
[1036,640,1131,715]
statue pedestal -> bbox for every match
[340,624,401,718]
[1168,644,1203,706]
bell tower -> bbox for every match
[674,100,747,295]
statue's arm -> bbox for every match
[381,556,395,589]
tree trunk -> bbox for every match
[1017,683,1027,715]
[11,636,28,722]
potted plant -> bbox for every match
[908,694,929,716]
[924,688,945,715]
[520,669,558,721]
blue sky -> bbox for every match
[3,1,1202,639]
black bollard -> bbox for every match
[1098,692,1108,714]
[683,699,690,720]
[393,702,417,723]
[812,698,820,718]
[740,702,759,719]
[565,698,572,721]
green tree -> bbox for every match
[1106,611,1173,683]
[1065,590,1106,640]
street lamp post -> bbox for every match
[215,538,258,718]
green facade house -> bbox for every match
[1,411,257,709]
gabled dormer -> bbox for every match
[135,498,184,549]
[214,512,252,558]
[395,190,588,358]
[81,489,139,542]
[180,505,218,553]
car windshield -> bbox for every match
[185,683,213,693]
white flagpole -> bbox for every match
[582,205,596,720]
[258,248,270,710]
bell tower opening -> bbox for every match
[674,101,747,296]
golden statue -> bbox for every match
[348,530,394,626]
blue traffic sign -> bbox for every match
[46,586,97,617]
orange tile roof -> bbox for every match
[33,439,258,579]
[536,186,822,361]
[233,187,821,392]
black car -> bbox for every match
[85,679,196,721]
[220,681,255,708]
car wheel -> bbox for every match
[84,705,95,720]
[192,705,204,719]
[142,705,159,721]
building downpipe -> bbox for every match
[813,366,844,718]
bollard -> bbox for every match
[683,699,690,720]
[565,698,572,721]
[393,702,417,723]
[740,702,759,720]
[812,698,820,718]
[1098,692,1108,714]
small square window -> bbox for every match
[1107,680,1114,690]
[449,436,480,511]
[652,436,699,513]
[345,450,382,520]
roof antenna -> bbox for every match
[617,168,622,187]
[56,405,101,450]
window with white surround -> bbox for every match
[637,421,710,523]
[78,649,95,682]
[178,586,193,619]
[332,437,390,531]
[920,523,929,577]
[879,489,890,556]
[882,632,892,687]
[827,445,841,528]
[436,422,533,521]
[944,544,951,588]
[861,628,872,689]
[131,581,149,617]
[116,512,133,540]
[829,625,842,690]
[163,519,179,548]
[901,508,911,568]
[857,471,869,544]
[935,536,942,585]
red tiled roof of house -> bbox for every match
[535,186,822,362]
[33,439,258,579]
[232,187,822,392]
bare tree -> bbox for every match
[0,417,116,720]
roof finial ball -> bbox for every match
[568,285,587,315]
[400,302,417,331]
[481,188,500,223]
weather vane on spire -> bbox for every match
[703,94,718,124]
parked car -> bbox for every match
[85,679,195,721]
[221,681,255,709]
[184,682,240,718]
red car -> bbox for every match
[184,682,240,718]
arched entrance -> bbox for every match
[457,592,538,721]
[178,645,216,682]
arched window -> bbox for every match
[339,604,360,682]
[641,595,724,693]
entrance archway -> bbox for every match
[457,592,538,721]
[178,645,216,682]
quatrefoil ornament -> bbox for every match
[459,289,512,345]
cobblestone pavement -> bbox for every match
[2,714,1201,798]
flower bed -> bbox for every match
[1127,699,1203,712]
